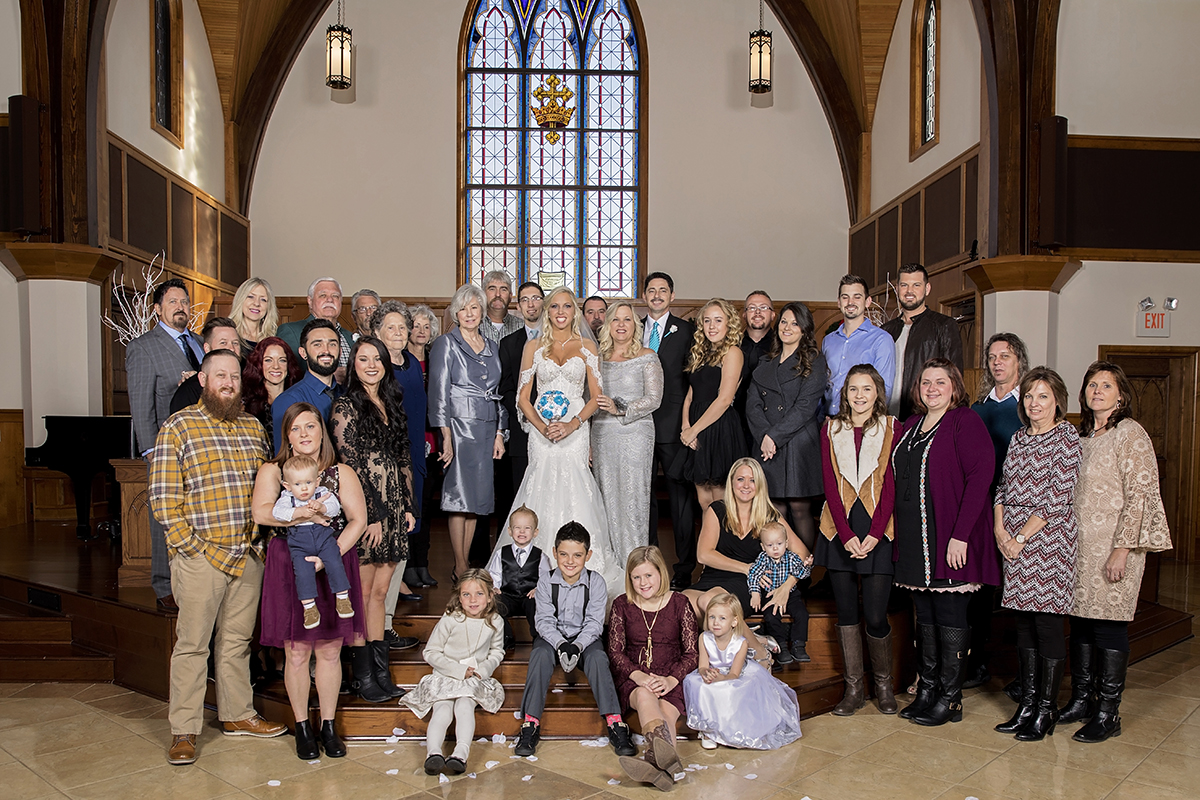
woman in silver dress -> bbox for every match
[592,302,664,564]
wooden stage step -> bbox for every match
[0,597,115,682]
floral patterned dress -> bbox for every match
[607,592,699,715]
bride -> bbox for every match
[492,287,623,593]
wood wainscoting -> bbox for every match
[0,410,26,525]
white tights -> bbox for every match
[426,697,478,761]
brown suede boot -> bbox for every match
[648,721,683,776]
[834,624,866,715]
[620,756,674,791]
[867,631,898,714]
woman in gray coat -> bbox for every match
[746,301,829,550]
[428,284,507,579]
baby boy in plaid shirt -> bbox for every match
[748,521,814,665]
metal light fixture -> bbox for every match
[749,0,773,94]
[1164,297,1180,311]
[326,0,352,90]
[1138,297,1155,312]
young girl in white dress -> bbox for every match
[400,569,506,775]
[683,592,802,750]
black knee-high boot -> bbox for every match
[899,623,939,720]
[995,648,1038,734]
[1058,638,1096,724]
[911,626,968,727]
[1016,656,1064,741]
[1073,649,1127,743]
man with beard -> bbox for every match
[737,291,777,439]
[582,295,608,336]
[480,270,524,343]
[126,278,205,609]
[881,263,963,420]
[277,277,354,383]
[169,317,242,414]
[151,349,286,765]
[821,274,894,416]
[499,281,546,495]
[271,319,343,453]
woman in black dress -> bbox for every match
[817,364,901,715]
[677,298,749,514]
[331,336,417,703]
[747,301,828,550]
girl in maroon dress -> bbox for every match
[608,546,699,791]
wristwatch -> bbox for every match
[1014,534,1026,544]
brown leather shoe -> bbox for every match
[167,734,196,765]
[222,714,287,738]
[156,594,178,611]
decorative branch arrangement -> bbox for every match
[101,252,206,345]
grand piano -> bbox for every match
[25,415,133,539]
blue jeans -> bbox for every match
[287,523,350,601]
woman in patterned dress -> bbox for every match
[331,336,417,702]
[1059,362,1172,743]
[993,367,1081,741]
[893,359,1000,727]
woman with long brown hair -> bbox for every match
[818,363,901,715]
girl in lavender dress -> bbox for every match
[683,592,801,750]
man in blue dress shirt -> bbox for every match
[820,274,895,416]
[271,319,343,453]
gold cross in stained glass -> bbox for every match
[532,75,576,144]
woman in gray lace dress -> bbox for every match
[593,301,664,564]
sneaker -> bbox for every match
[335,594,354,619]
[384,629,420,650]
[608,720,636,757]
[514,721,540,756]
[302,604,320,629]
[167,733,196,765]
[700,733,718,750]
[791,641,811,663]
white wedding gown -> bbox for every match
[493,347,624,596]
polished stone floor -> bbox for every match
[3,559,1199,800]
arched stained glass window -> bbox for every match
[910,0,939,159]
[463,0,644,297]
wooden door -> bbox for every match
[1098,347,1199,582]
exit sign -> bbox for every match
[1138,311,1170,338]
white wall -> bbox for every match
[105,0,225,198]
[870,0,981,211]
[1058,0,1200,137]
[250,0,848,299]
[0,0,20,113]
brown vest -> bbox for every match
[819,419,896,541]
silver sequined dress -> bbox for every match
[591,354,663,566]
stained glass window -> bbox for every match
[464,0,643,297]
[921,0,937,145]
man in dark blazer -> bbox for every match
[169,317,242,414]
[276,277,354,384]
[642,272,698,590]
[880,263,964,420]
[498,281,546,496]
[126,278,205,608]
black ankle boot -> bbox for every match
[1016,656,1065,741]
[1058,638,1096,724]
[911,626,968,726]
[417,567,437,587]
[900,624,939,720]
[320,719,346,757]
[371,640,406,699]
[350,645,390,703]
[1073,648,1128,743]
[995,648,1038,734]
[294,719,319,760]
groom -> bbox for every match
[642,272,698,591]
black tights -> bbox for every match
[1015,611,1067,660]
[1069,616,1130,653]
[910,590,971,629]
[775,498,819,552]
[828,571,893,639]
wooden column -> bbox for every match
[111,458,150,586]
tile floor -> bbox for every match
[2,561,1198,800]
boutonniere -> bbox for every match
[668,325,678,336]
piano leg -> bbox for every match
[70,473,95,540]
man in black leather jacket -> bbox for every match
[881,263,964,420]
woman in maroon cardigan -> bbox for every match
[893,358,1000,727]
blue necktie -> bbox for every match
[178,333,200,371]
[648,321,661,352]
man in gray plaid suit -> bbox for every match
[126,278,204,608]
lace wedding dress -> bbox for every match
[492,347,623,595]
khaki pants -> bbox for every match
[168,552,264,735]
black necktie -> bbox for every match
[178,334,201,371]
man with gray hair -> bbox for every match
[350,289,382,340]
[277,277,354,382]
[480,270,524,343]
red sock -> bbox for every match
[605,714,623,727]
[524,714,540,726]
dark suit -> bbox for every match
[125,322,203,598]
[644,313,698,583]
[169,373,203,415]
[499,327,537,495]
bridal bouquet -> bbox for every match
[536,389,571,422]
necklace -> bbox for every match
[638,598,665,669]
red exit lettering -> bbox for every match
[1145,312,1166,329]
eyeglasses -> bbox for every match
[745,305,772,313]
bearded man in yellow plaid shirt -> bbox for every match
[151,349,287,765]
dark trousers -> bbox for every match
[520,639,620,720]
[287,524,350,600]
[649,440,697,582]
[498,591,537,643]
[761,589,809,643]
[409,455,439,570]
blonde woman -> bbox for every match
[593,302,663,563]
[490,288,622,590]
[673,298,749,512]
[229,277,280,358]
